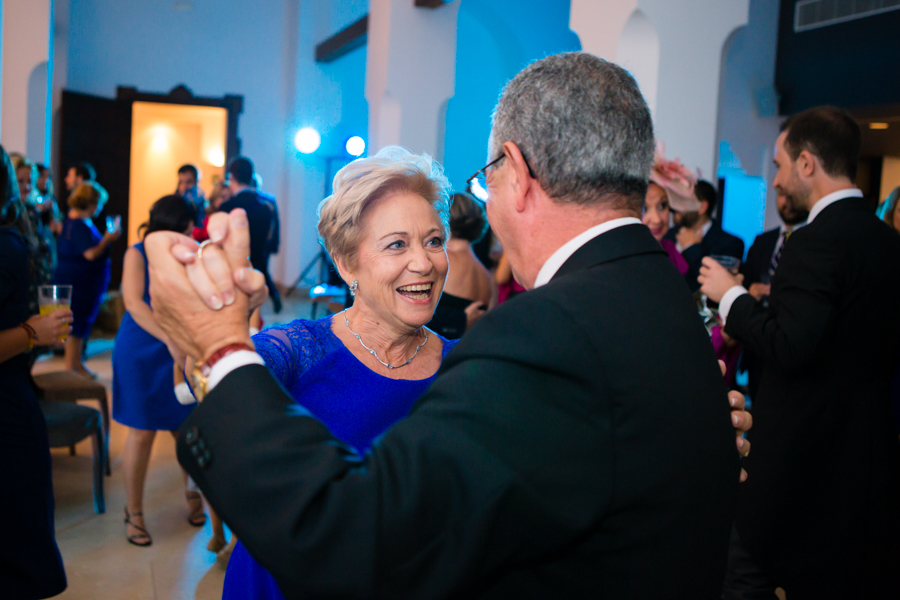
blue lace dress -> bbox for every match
[222,316,457,600]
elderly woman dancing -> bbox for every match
[222,146,459,600]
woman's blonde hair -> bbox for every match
[68,182,102,211]
[317,146,451,267]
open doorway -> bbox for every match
[128,102,227,245]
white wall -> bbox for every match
[571,0,750,180]
[60,0,369,288]
[716,0,783,231]
[1,0,52,162]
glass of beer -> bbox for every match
[38,285,73,341]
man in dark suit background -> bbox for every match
[701,106,900,598]
[220,156,281,313]
[146,53,747,599]
[738,192,807,401]
[668,180,744,290]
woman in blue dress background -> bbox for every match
[53,182,120,377]
[0,145,71,599]
[113,195,205,546]
[222,147,459,599]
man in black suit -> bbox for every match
[147,54,746,598]
[220,156,282,313]
[701,106,900,598]
[738,193,808,400]
[669,180,744,291]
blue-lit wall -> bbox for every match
[442,0,581,191]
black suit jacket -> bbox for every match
[740,228,779,288]
[738,228,780,399]
[219,190,274,274]
[673,222,745,291]
[178,224,739,599]
[725,197,900,596]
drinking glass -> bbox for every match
[39,285,73,341]
[710,254,741,275]
[105,215,121,234]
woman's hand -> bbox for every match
[26,309,73,347]
[102,228,122,244]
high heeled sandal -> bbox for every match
[186,491,207,527]
[124,508,152,547]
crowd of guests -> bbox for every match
[2,50,900,600]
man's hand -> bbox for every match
[170,212,269,313]
[747,282,770,300]
[145,210,258,362]
[720,359,752,482]
[699,256,741,303]
[675,225,703,250]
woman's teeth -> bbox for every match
[398,283,432,299]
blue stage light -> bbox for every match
[294,127,321,154]
[345,136,366,157]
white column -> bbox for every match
[366,0,459,159]
[0,0,52,162]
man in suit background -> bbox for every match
[701,106,900,598]
[669,179,744,290]
[738,192,807,401]
[220,156,281,313]
[146,53,746,598]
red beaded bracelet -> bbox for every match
[20,322,36,349]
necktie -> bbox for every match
[767,229,790,279]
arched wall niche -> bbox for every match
[616,9,660,117]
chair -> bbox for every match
[33,371,111,475]
[40,401,105,514]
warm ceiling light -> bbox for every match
[869,122,889,130]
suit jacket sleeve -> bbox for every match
[724,228,841,372]
[177,298,611,599]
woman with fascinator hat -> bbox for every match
[641,143,700,277]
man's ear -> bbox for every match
[502,141,535,214]
[700,200,710,217]
[797,150,816,178]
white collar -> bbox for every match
[806,188,863,224]
[780,221,805,235]
[701,219,713,237]
[533,217,642,288]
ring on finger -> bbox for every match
[197,240,214,260]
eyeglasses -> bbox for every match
[466,150,537,202]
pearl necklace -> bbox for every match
[342,311,428,370]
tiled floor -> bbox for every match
[40,291,312,600]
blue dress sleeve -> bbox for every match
[252,319,330,392]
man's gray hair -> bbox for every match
[489,52,654,210]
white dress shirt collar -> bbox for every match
[806,188,863,224]
[533,217,642,288]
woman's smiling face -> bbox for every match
[642,183,670,241]
[345,191,449,332]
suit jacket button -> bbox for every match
[185,426,199,445]
[191,444,201,457]
[196,438,206,451]
[197,454,209,469]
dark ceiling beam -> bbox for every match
[315,15,368,63]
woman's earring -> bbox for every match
[349,280,358,297]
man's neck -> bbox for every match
[230,183,250,196]
[519,206,637,288]
[807,180,855,212]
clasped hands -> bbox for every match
[144,209,267,364]
[144,209,752,480]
